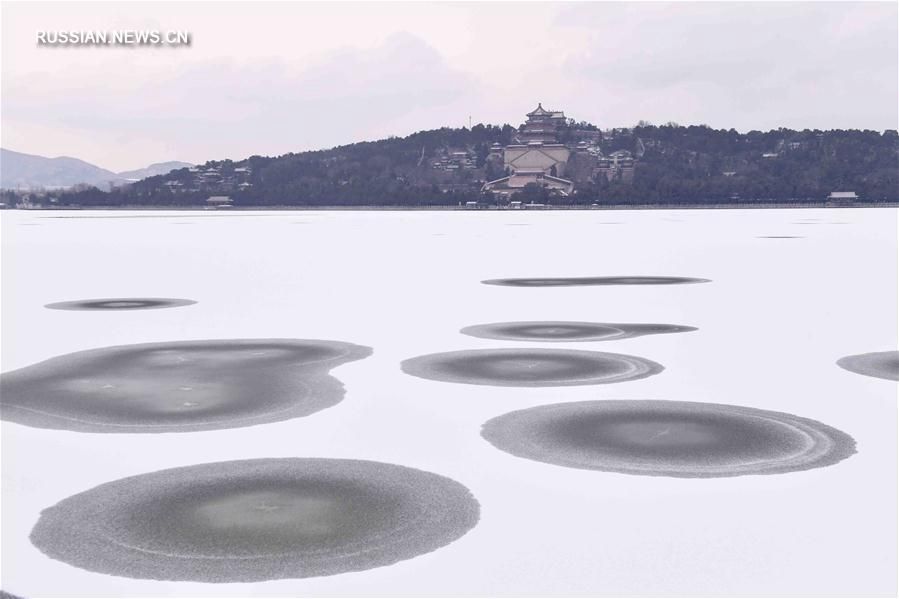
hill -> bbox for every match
[5,122,898,207]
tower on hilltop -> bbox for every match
[517,103,567,144]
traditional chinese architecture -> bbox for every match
[482,104,574,197]
[596,150,636,183]
[517,103,568,144]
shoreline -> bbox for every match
[5,202,897,212]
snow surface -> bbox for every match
[1,208,896,597]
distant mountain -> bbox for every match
[1,148,120,190]
[0,148,192,190]
[118,161,193,181]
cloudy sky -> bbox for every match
[2,1,896,171]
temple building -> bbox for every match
[482,104,574,197]
[516,103,568,144]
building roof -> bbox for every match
[527,103,551,117]
[543,174,574,186]
[483,176,510,186]
[526,103,565,118]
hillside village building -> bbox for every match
[596,150,636,182]
[432,149,477,171]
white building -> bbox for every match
[827,191,859,204]
[205,195,233,209]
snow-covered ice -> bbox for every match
[1,208,896,596]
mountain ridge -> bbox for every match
[0,148,191,190]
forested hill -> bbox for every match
[13,123,898,207]
[612,125,898,204]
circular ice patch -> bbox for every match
[401,348,662,387]
[837,351,899,382]
[482,400,856,478]
[481,276,710,287]
[30,458,480,582]
[45,298,196,311]
[460,321,696,342]
[0,339,371,433]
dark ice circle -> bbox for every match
[837,351,899,381]
[460,321,697,342]
[481,276,710,287]
[481,400,856,477]
[401,349,663,387]
[30,458,480,582]
[45,298,196,311]
[0,339,371,433]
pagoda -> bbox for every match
[517,103,567,144]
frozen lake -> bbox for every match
[1,208,896,597]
